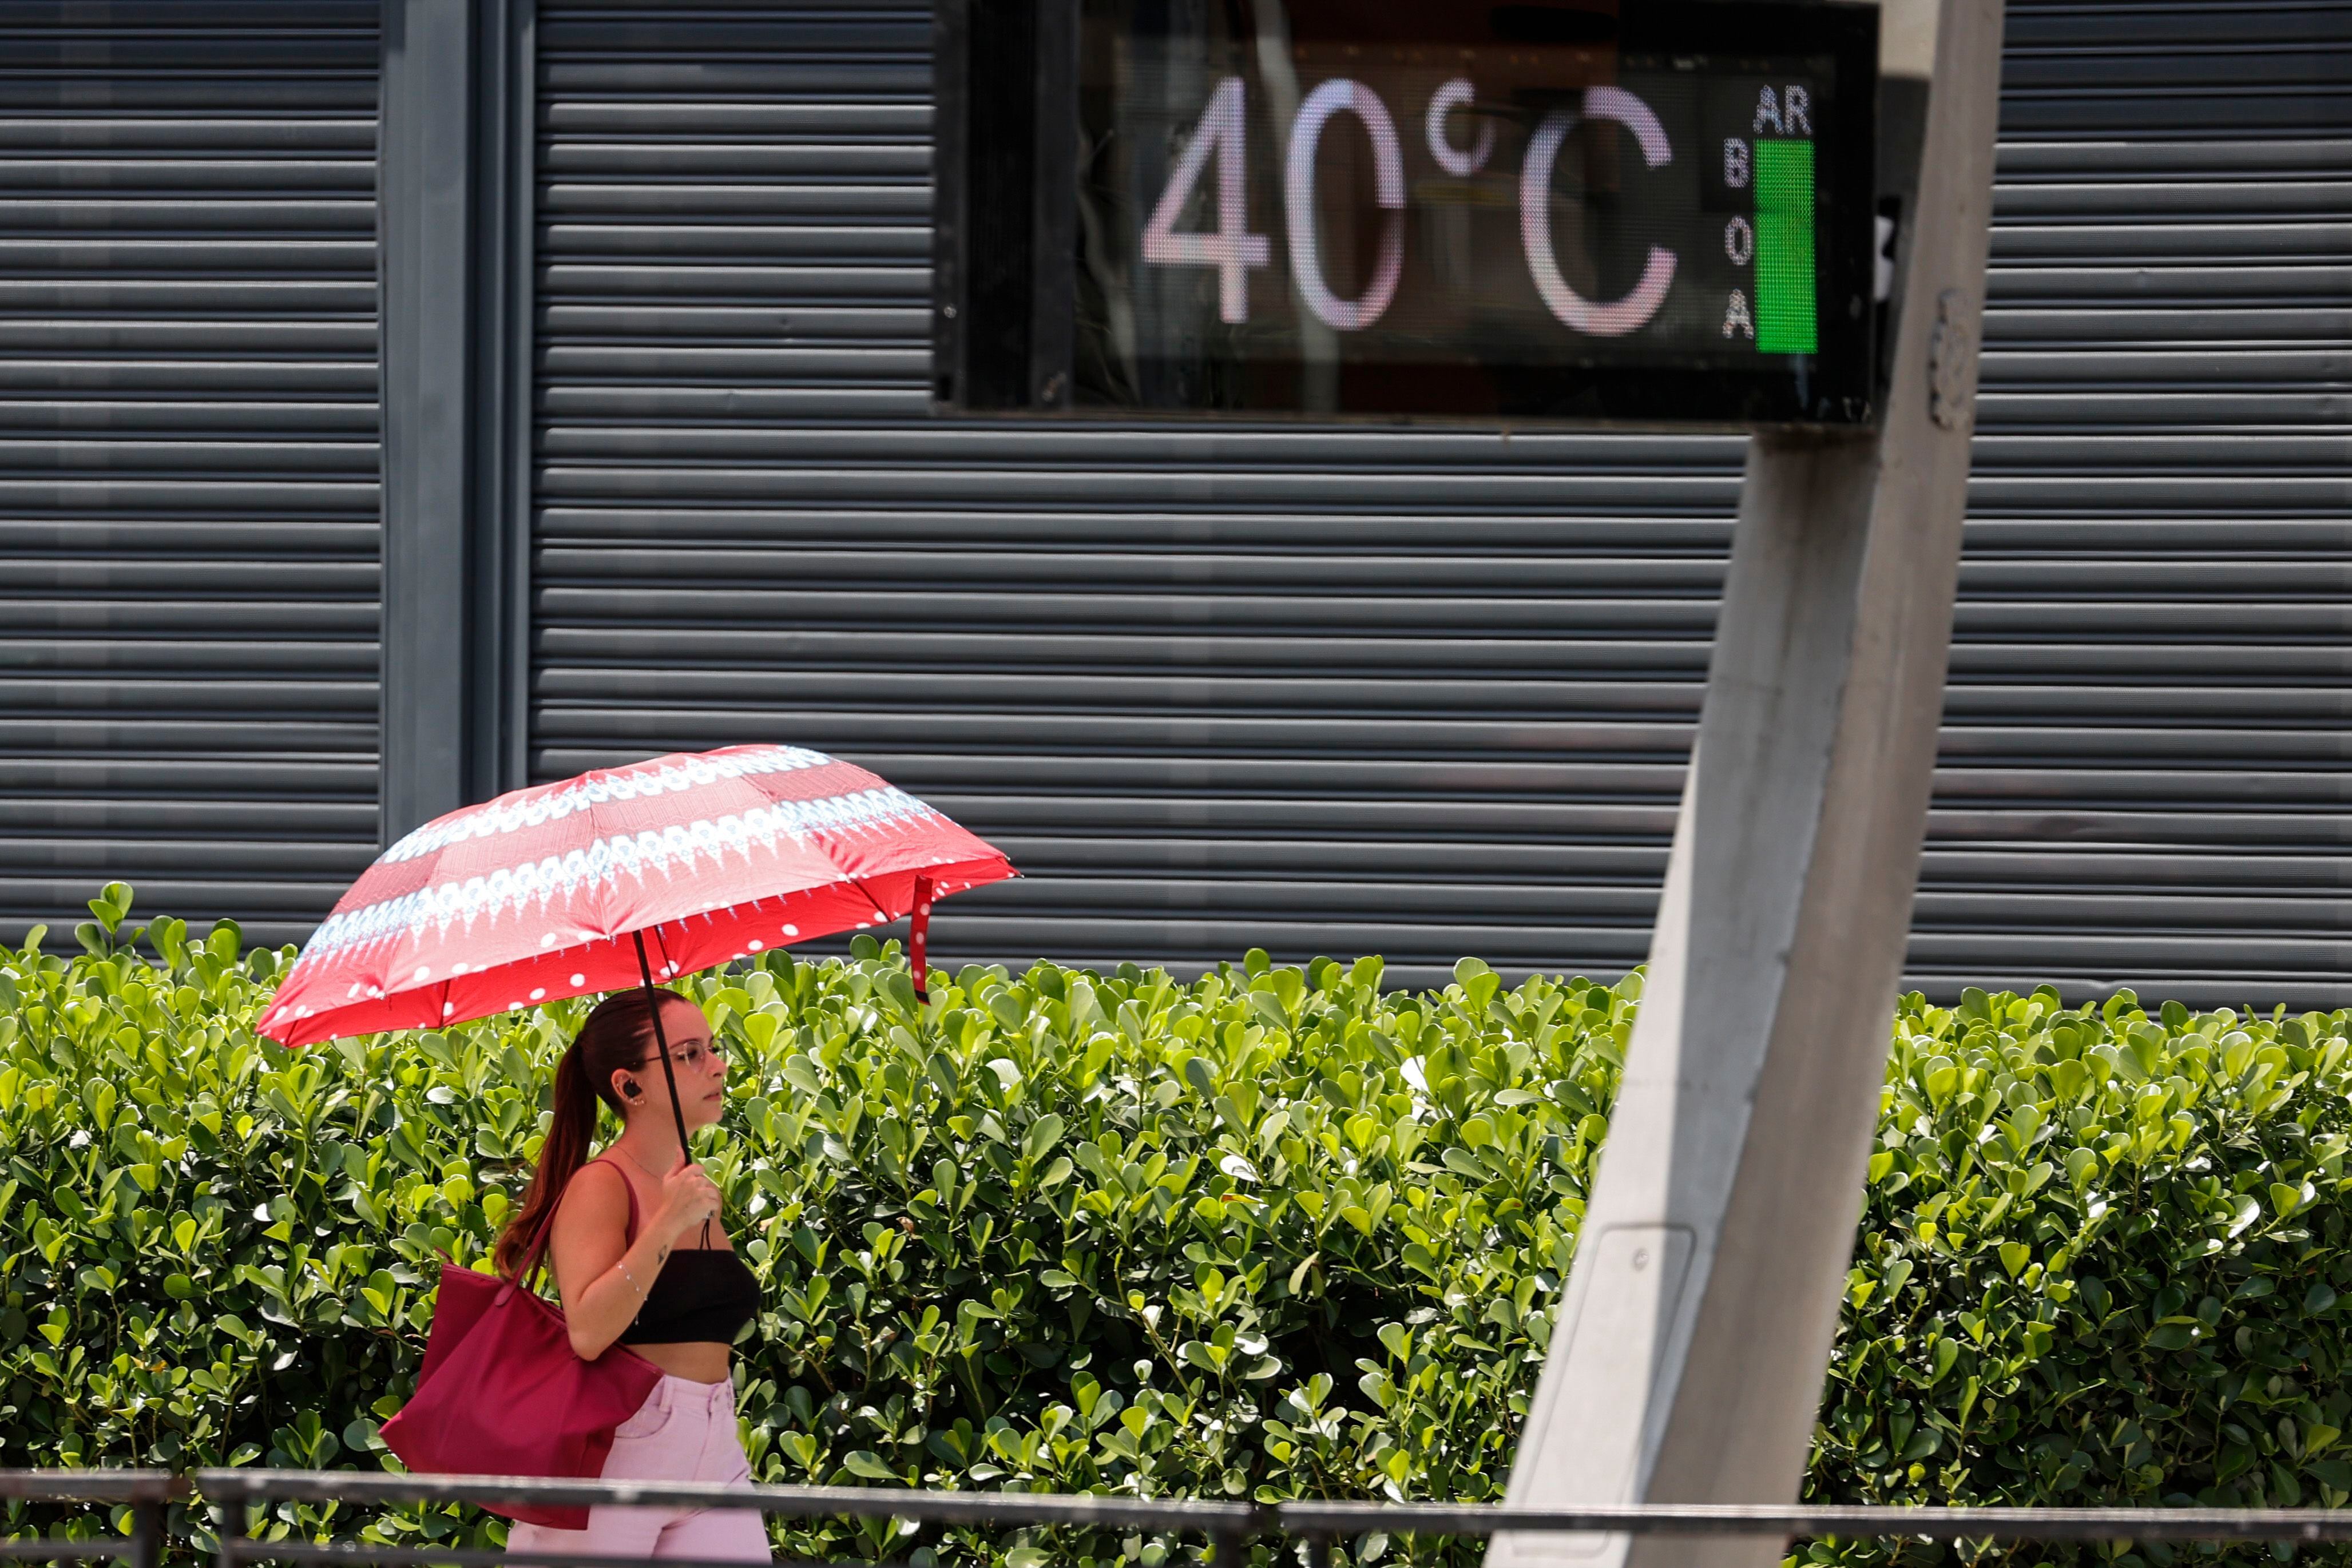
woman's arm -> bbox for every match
[546,1163,677,1360]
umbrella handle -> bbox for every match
[632,929,708,1250]
[910,875,935,1005]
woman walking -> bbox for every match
[492,989,768,1561]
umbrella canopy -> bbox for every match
[257,744,1014,1048]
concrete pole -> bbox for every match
[1489,3,2004,1566]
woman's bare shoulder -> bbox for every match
[551,1157,632,1244]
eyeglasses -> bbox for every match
[641,1040,721,1073]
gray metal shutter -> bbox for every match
[1929,0,2351,1008]
[531,1,2349,1008]
[0,1,381,947]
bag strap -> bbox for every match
[497,1208,558,1306]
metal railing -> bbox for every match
[0,1474,178,1566]
[10,1470,2352,1568]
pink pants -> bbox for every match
[506,1374,770,1562]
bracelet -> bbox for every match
[614,1259,647,1299]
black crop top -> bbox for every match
[582,1157,763,1347]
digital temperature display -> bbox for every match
[932,0,1878,426]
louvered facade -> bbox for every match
[1,2,2342,1008]
[526,0,2349,1009]
[0,1,382,947]
[1931,2,2351,1008]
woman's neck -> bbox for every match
[610,1122,684,1173]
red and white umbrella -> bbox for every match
[257,744,1015,1050]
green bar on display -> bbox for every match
[1753,139,1816,354]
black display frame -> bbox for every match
[933,0,1881,430]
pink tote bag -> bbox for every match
[379,1214,663,1530]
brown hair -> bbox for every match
[493,988,695,1278]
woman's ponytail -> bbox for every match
[494,988,691,1278]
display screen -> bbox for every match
[932,0,1878,426]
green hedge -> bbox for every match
[3,886,2350,1568]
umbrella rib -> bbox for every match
[846,876,895,926]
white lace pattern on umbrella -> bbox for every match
[381,745,835,864]
[304,786,938,959]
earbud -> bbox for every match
[621,1078,642,1101]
